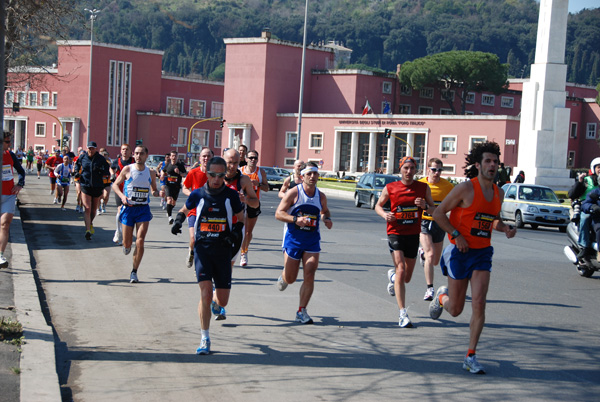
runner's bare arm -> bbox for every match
[275,186,299,223]
[258,167,269,192]
[149,169,159,197]
[374,186,396,222]
[492,188,517,238]
[112,166,131,205]
[319,192,333,229]
[278,176,291,198]
[241,175,259,208]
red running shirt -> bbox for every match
[386,180,428,236]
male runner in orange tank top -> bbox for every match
[431,141,517,375]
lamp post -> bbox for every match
[295,0,309,160]
[84,8,100,148]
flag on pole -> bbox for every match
[362,100,373,115]
[383,101,391,114]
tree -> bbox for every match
[398,50,509,114]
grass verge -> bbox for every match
[1,316,24,346]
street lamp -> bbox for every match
[296,0,309,160]
[84,8,100,148]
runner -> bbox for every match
[239,150,269,267]
[110,144,135,245]
[35,150,43,179]
[275,162,333,324]
[375,156,435,328]
[157,153,170,210]
[430,141,516,374]
[25,146,34,173]
[171,156,245,355]
[54,155,73,211]
[181,147,213,268]
[45,149,62,204]
[416,158,454,301]
[223,148,259,270]
[238,144,248,168]
[0,131,25,268]
[75,141,111,240]
[161,151,186,224]
[73,148,86,213]
[278,159,305,198]
[98,148,112,215]
[112,145,160,283]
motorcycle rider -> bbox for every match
[581,186,600,262]
[568,157,600,260]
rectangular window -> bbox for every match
[400,85,412,96]
[419,87,434,99]
[5,91,14,107]
[441,90,455,101]
[40,92,50,107]
[52,123,57,138]
[189,99,206,117]
[440,135,457,154]
[35,123,46,137]
[309,133,323,149]
[284,158,295,167]
[382,81,392,94]
[52,92,58,107]
[286,132,298,148]
[442,165,456,174]
[211,102,224,118]
[191,129,209,152]
[466,92,476,104]
[465,110,475,115]
[501,96,514,108]
[587,123,597,139]
[418,106,433,115]
[440,108,453,115]
[214,130,221,148]
[570,122,578,138]
[167,97,183,115]
[176,127,187,146]
[469,136,487,150]
[17,92,26,106]
[567,151,575,168]
[399,104,411,114]
[107,60,132,146]
[29,92,37,107]
[481,94,495,106]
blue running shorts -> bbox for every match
[187,214,196,229]
[283,245,320,260]
[440,244,493,280]
[119,204,153,226]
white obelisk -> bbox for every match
[517,0,572,188]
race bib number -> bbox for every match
[470,213,495,238]
[395,205,419,225]
[60,176,70,183]
[2,164,13,181]
[168,175,178,183]
[298,213,318,232]
[131,187,149,203]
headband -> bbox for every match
[399,156,416,168]
[301,166,319,175]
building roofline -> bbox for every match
[313,69,396,78]
[509,77,597,90]
[277,113,521,121]
[56,40,164,56]
[223,37,333,54]
[161,75,224,86]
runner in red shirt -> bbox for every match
[375,156,435,328]
[45,149,62,204]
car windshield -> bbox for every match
[262,167,276,175]
[374,176,399,188]
[518,186,559,203]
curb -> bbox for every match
[11,208,61,401]
[317,187,354,201]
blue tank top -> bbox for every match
[283,184,322,248]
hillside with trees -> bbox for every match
[41,0,600,86]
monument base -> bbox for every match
[528,167,573,190]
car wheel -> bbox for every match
[515,211,524,228]
[559,226,567,233]
[370,195,376,210]
[577,264,595,278]
[354,193,362,207]
[530,223,538,230]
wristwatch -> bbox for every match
[293,215,298,224]
[451,229,461,239]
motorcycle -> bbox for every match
[563,200,600,278]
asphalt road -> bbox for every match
[17,178,600,401]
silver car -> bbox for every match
[501,183,570,232]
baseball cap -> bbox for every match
[87,141,97,148]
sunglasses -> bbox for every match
[207,171,226,178]
[430,168,443,172]
[247,156,258,160]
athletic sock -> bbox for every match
[467,349,476,357]
[166,204,174,216]
[298,306,306,313]
[201,329,210,339]
[427,284,433,288]
[439,294,445,306]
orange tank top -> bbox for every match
[242,165,262,199]
[449,177,501,249]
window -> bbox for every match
[211,102,224,118]
[442,165,456,174]
[466,92,475,104]
[284,158,295,167]
[35,123,46,137]
[400,85,412,96]
[567,151,575,168]
[399,104,411,114]
[191,129,209,152]
[29,92,37,107]
[107,60,132,146]
[190,100,206,117]
[586,123,597,139]
[419,87,434,99]
[214,130,221,148]
[40,92,50,107]
[52,92,58,107]
[17,92,26,106]
[481,95,495,106]
[501,97,514,108]
[5,91,14,107]
[440,135,457,154]
[469,136,487,150]
[570,122,578,138]
[440,108,453,115]
[465,110,475,115]
[418,106,433,115]
[167,97,183,115]
[309,133,323,149]
[175,127,187,146]
[286,132,298,148]
[382,81,392,94]
[52,123,57,138]
[441,90,455,101]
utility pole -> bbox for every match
[84,8,100,148]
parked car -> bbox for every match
[273,167,292,177]
[321,173,338,180]
[145,154,165,171]
[354,173,400,209]
[500,183,570,232]
[260,166,285,190]
[340,175,357,182]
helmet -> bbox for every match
[590,157,600,173]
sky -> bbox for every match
[568,0,599,13]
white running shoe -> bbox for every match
[295,308,313,324]
[429,286,448,320]
[123,247,131,255]
[53,198,58,204]
[113,230,122,245]
[399,308,413,328]
[0,254,8,268]
[423,287,435,301]
[418,246,425,266]
[277,275,288,291]
[240,252,248,267]
[129,271,139,283]
[387,268,395,296]
[463,354,486,374]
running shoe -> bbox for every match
[387,268,395,296]
[429,286,448,320]
[53,198,58,204]
[123,247,131,255]
[277,275,288,291]
[90,225,95,235]
[168,215,174,225]
[240,252,248,267]
[129,271,139,283]
[61,207,67,211]
[423,287,435,301]
[295,308,314,324]
[0,255,8,268]
[463,354,486,374]
[418,246,425,266]
[196,338,211,355]
[211,301,226,320]
[399,308,413,328]
[97,208,103,215]
[186,250,194,268]
[37,176,40,179]
[85,231,92,241]
[113,230,122,245]
[101,205,106,214]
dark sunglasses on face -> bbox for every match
[247,156,258,160]
[430,168,443,172]
[207,171,226,178]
